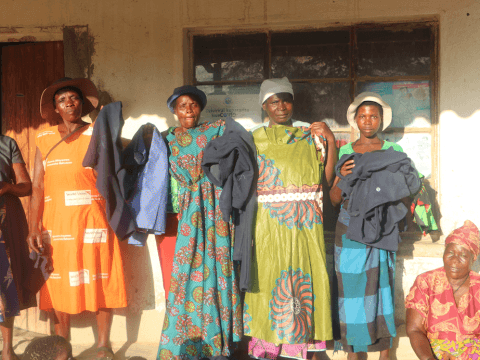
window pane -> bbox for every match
[197,84,262,130]
[272,30,350,79]
[357,27,432,77]
[379,132,432,178]
[194,34,266,82]
[357,81,431,128]
[292,82,351,128]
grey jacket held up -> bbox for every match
[202,117,257,292]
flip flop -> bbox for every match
[93,347,115,360]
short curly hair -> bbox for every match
[22,335,73,360]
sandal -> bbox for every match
[93,346,115,360]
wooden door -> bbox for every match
[1,41,64,334]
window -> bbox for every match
[190,22,438,234]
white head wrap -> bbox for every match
[259,77,294,105]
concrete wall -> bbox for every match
[439,1,480,233]
[1,0,479,350]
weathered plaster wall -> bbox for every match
[0,0,478,350]
[439,1,480,233]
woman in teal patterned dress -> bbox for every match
[243,78,337,360]
[157,86,242,360]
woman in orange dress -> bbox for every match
[27,78,127,359]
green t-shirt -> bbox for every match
[338,140,403,159]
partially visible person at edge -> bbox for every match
[406,220,480,360]
[156,86,242,360]
[329,92,402,360]
[26,78,127,360]
[22,335,74,360]
[243,77,337,360]
[0,134,32,360]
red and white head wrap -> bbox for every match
[445,220,480,260]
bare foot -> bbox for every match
[1,349,19,360]
[347,352,360,360]
[379,349,390,360]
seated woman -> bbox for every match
[406,220,480,360]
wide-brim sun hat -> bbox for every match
[40,77,99,122]
[346,92,392,131]
[167,85,207,114]
[259,77,294,105]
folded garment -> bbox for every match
[336,147,421,251]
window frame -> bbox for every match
[186,20,439,240]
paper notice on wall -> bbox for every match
[83,229,108,244]
[381,132,432,178]
[65,190,92,206]
[201,94,262,130]
[69,269,89,287]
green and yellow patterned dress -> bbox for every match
[244,125,332,358]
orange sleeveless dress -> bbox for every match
[36,125,127,314]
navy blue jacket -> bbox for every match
[336,147,421,251]
[82,102,136,240]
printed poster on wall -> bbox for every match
[358,81,431,128]
[380,133,432,178]
[201,94,262,130]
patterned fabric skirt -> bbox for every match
[248,337,326,359]
[430,338,480,359]
[333,220,396,353]
[0,241,19,322]
[157,180,242,360]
